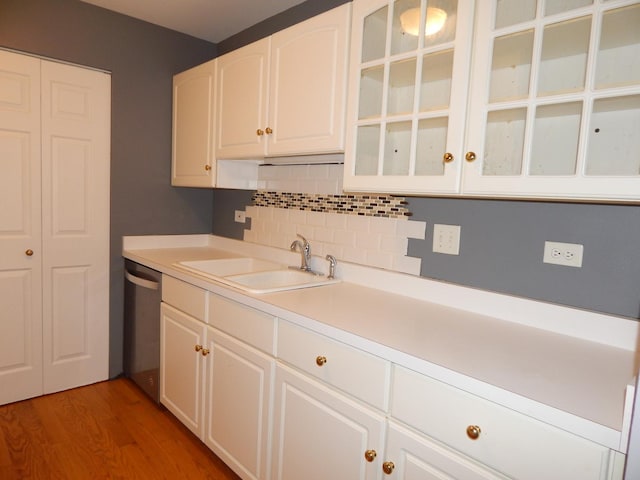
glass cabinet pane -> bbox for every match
[595,4,640,89]
[495,0,537,29]
[484,108,527,175]
[416,117,448,175]
[489,30,534,102]
[537,17,591,96]
[530,102,582,175]
[424,0,457,48]
[392,0,420,55]
[359,66,385,119]
[388,58,417,115]
[384,121,413,175]
[362,6,389,63]
[544,0,592,17]
[355,125,381,175]
[586,95,640,176]
[420,50,453,111]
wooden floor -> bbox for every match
[0,378,241,479]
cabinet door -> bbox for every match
[160,302,207,439]
[272,364,386,480]
[0,50,43,405]
[172,59,216,187]
[343,0,475,194]
[216,38,270,159]
[204,327,274,480]
[268,4,351,156]
[40,60,110,394]
[463,0,640,200]
[384,421,505,480]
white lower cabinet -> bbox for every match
[161,278,276,480]
[204,326,274,480]
[271,363,386,480]
[160,302,207,437]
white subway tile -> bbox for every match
[306,211,326,227]
[325,212,347,229]
[333,229,356,247]
[288,209,307,225]
[392,255,422,276]
[342,246,368,265]
[313,226,334,243]
[370,216,397,235]
[346,214,370,233]
[365,250,394,270]
[356,230,381,250]
[380,235,408,254]
[397,219,427,239]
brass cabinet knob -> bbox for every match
[265,127,273,135]
[25,249,34,256]
[364,449,377,462]
[465,151,477,162]
[201,348,210,356]
[194,345,203,352]
[315,355,327,367]
[382,461,395,475]
[466,425,481,440]
[256,129,264,136]
[443,152,454,163]
[204,164,212,171]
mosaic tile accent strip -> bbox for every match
[253,190,411,219]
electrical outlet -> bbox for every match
[543,241,583,268]
[433,224,461,255]
[234,210,246,224]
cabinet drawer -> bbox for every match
[208,294,276,354]
[162,275,207,322]
[391,366,610,480]
[277,320,390,411]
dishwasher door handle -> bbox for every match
[125,270,160,290]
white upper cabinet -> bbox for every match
[464,0,640,200]
[216,3,352,159]
[344,0,640,201]
[172,59,216,187]
[344,0,475,194]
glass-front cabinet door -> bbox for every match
[463,0,640,200]
[344,0,475,194]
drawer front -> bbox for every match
[162,275,207,322]
[391,366,609,480]
[208,294,276,354]
[277,320,390,411]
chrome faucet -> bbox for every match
[325,255,337,279]
[290,234,311,272]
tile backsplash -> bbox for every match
[241,164,426,275]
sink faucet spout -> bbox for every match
[290,234,311,272]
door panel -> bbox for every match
[0,50,43,405]
[41,59,110,394]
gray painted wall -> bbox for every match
[0,0,217,378]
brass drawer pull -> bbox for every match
[382,461,395,474]
[315,355,327,367]
[466,425,481,440]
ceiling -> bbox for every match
[80,0,308,43]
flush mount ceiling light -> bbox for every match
[400,6,448,36]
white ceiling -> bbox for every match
[80,0,308,43]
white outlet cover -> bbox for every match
[543,241,583,268]
[433,224,461,255]
[234,210,246,223]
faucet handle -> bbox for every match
[325,255,337,279]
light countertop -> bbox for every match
[123,235,639,452]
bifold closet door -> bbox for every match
[0,51,44,405]
[40,59,110,394]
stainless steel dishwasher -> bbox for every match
[124,259,161,402]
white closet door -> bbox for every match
[0,50,44,405]
[40,60,110,393]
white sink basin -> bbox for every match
[177,258,281,277]
[223,269,340,294]
[174,257,340,294]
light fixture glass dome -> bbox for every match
[400,6,448,36]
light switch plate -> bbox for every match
[433,224,460,255]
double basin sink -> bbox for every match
[174,257,340,294]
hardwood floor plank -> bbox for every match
[0,378,241,479]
